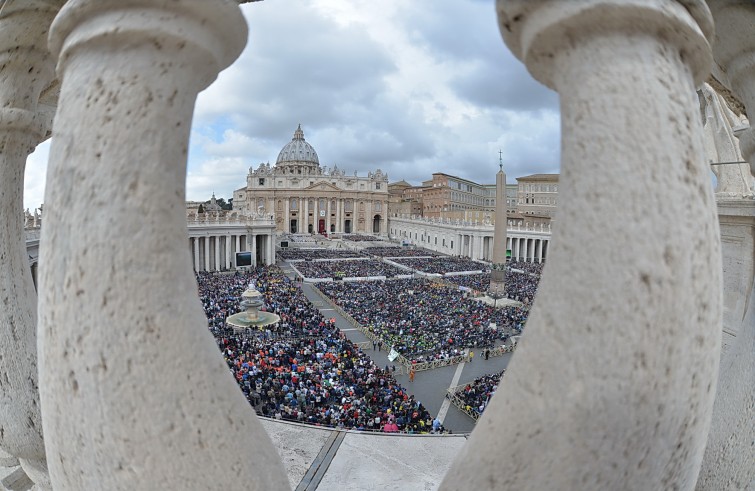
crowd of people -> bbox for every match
[453,370,504,418]
[508,260,544,276]
[277,249,369,261]
[197,267,444,433]
[287,234,317,243]
[342,234,383,242]
[392,257,487,274]
[445,270,541,304]
[294,259,408,279]
[318,279,528,362]
[364,247,441,258]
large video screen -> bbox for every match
[236,251,252,267]
[280,241,289,248]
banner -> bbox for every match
[387,348,399,362]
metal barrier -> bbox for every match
[445,384,482,421]
[309,284,517,372]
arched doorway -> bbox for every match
[344,219,352,233]
[318,219,325,234]
[372,214,381,234]
[289,219,297,234]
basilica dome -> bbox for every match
[276,124,320,171]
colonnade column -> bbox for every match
[203,237,210,272]
[303,198,309,234]
[0,2,62,488]
[284,198,289,233]
[38,1,288,488]
[194,238,200,271]
[443,1,720,488]
[698,3,755,488]
[296,198,307,234]
[214,236,220,271]
[513,238,518,261]
[536,239,543,263]
[226,234,231,270]
[326,199,332,233]
[251,233,257,267]
[336,198,342,233]
[235,234,241,254]
[268,233,275,265]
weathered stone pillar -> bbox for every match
[0,2,62,489]
[38,1,289,488]
[441,1,721,489]
[697,2,755,488]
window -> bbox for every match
[376,183,381,189]
[451,240,454,249]
[258,178,265,185]
[291,199,298,210]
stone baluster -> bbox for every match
[0,2,63,489]
[697,2,755,489]
[38,1,288,488]
[442,1,721,489]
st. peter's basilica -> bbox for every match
[233,125,389,235]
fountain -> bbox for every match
[225,285,281,332]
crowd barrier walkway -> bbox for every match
[309,285,517,373]
[445,384,483,421]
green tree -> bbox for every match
[197,203,205,214]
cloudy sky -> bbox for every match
[24,0,561,209]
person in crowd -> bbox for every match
[318,278,529,363]
[197,266,445,434]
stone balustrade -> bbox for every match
[0,0,752,489]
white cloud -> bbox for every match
[26,0,562,207]
[24,139,50,211]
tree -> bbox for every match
[197,203,204,214]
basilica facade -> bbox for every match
[233,125,389,235]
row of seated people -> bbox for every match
[318,278,528,363]
[341,234,382,242]
[294,259,408,279]
[363,247,442,258]
[391,257,487,274]
[277,249,369,261]
[287,234,317,243]
[508,260,544,276]
[454,370,504,418]
[445,270,541,304]
[197,268,444,433]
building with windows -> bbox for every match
[421,172,496,219]
[233,125,389,235]
[506,184,519,215]
[516,173,559,219]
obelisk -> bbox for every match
[489,152,507,297]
